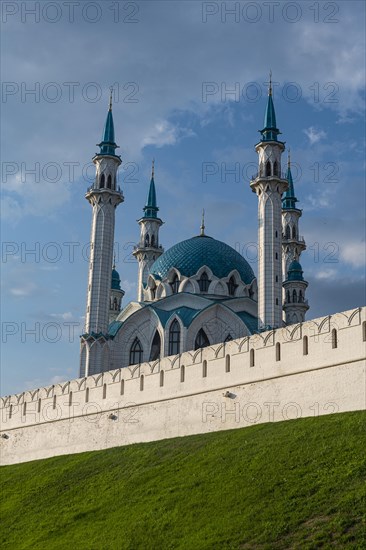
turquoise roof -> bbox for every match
[143,176,159,218]
[151,306,200,328]
[149,235,255,284]
[287,260,304,281]
[282,164,298,209]
[97,106,119,157]
[111,268,121,290]
[260,85,281,142]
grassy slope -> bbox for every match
[1,411,365,550]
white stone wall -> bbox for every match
[1,307,365,465]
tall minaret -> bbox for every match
[250,74,288,330]
[281,151,306,279]
[133,161,164,302]
[80,91,124,377]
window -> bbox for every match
[160,370,164,387]
[276,276,278,282]
[332,328,337,349]
[180,365,185,383]
[168,320,180,355]
[23,402,27,416]
[69,391,73,406]
[275,252,278,259]
[145,234,150,246]
[170,274,180,294]
[85,387,90,402]
[107,174,112,189]
[194,328,210,350]
[303,336,308,356]
[363,321,366,342]
[120,380,124,396]
[227,276,237,296]
[100,174,105,188]
[292,226,296,239]
[292,289,297,303]
[276,342,281,362]
[151,235,155,247]
[276,298,279,305]
[198,271,210,292]
[299,290,303,303]
[149,331,161,362]
[285,225,291,239]
[250,348,255,367]
[129,337,143,365]
[103,384,107,399]
[38,398,41,413]
[140,375,144,391]
[225,354,230,373]
[202,360,207,378]
[287,290,291,303]
[265,160,271,177]
[273,161,278,176]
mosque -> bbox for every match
[79,79,309,377]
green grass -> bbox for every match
[1,411,365,549]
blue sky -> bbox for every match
[1,0,365,396]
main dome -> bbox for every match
[149,235,255,284]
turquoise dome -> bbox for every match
[149,235,255,284]
[111,268,121,290]
[287,260,304,281]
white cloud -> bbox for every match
[304,126,327,145]
[340,241,366,268]
[9,282,38,297]
[49,312,74,321]
[142,120,195,148]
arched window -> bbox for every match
[107,174,112,189]
[103,384,107,399]
[145,234,150,247]
[160,370,164,387]
[227,276,237,296]
[292,226,297,239]
[276,342,281,362]
[53,395,57,410]
[250,348,255,367]
[292,289,297,303]
[100,174,105,188]
[38,398,41,413]
[151,235,155,247]
[168,320,180,355]
[225,354,230,373]
[332,328,337,349]
[120,380,124,395]
[225,334,233,342]
[23,402,27,416]
[285,225,291,239]
[149,331,161,362]
[170,274,180,294]
[287,290,291,303]
[198,271,210,292]
[69,391,73,406]
[180,365,185,383]
[299,290,303,303]
[85,387,89,403]
[194,328,210,350]
[129,337,143,366]
[140,374,144,391]
[273,160,278,176]
[151,285,156,300]
[265,160,271,177]
[303,335,308,356]
[202,360,207,378]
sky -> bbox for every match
[1,0,365,396]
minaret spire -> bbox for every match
[261,71,280,142]
[200,209,205,236]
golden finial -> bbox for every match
[287,148,291,167]
[269,70,272,96]
[200,209,205,236]
[109,86,113,111]
[151,158,155,179]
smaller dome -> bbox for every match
[287,260,304,281]
[111,268,121,290]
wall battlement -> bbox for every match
[1,307,365,465]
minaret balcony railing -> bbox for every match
[251,171,288,181]
[284,298,309,306]
[133,244,164,251]
[86,185,123,194]
[282,235,305,243]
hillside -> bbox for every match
[1,411,365,549]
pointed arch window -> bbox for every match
[292,226,297,239]
[194,328,210,350]
[151,235,155,247]
[273,160,278,176]
[198,271,210,292]
[107,174,112,189]
[285,225,291,239]
[168,319,180,355]
[170,274,180,294]
[287,290,291,303]
[292,289,297,303]
[227,276,238,296]
[145,234,150,247]
[149,331,161,362]
[100,174,105,188]
[265,160,271,177]
[129,337,143,366]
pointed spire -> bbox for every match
[282,149,298,209]
[97,86,119,156]
[200,209,205,236]
[260,71,280,142]
[143,160,159,218]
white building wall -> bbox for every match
[1,307,365,465]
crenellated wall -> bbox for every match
[1,307,365,465]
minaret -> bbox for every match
[80,91,124,377]
[283,260,309,324]
[133,160,164,302]
[109,256,125,324]
[250,73,288,330]
[281,151,306,279]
